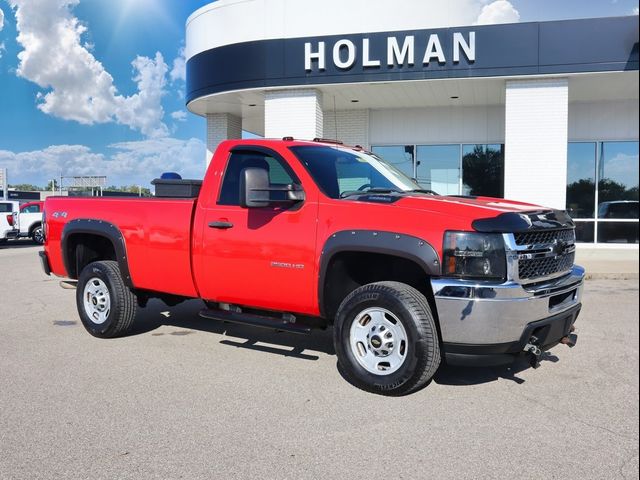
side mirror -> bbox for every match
[240,167,306,208]
[240,167,270,208]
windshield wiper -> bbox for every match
[407,189,439,195]
[340,188,401,198]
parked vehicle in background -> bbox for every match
[597,200,639,243]
[16,201,45,245]
[40,138,584,395]
[0,201,19,244]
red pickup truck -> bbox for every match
[40,138,584,395]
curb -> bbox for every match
[585,273,639,280]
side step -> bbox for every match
[198,308,312,334]
[60,280,78,290]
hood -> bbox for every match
[391,194,546,219]
[350,192,576,232]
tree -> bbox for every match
[598,178,639,203]
[8,183,43,191]
[461,145,504,197]
[46,180,59,192]
[566,178,596,218]
[104,185,152,197]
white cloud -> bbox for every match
[0,138,206,187]
[633,7,639,15]
[0,42,5,59]
[7,0,169,137]
[170,47,186,83]
[0,7,5,30]
[114,53,169,138]
[475,0,520,25]
[171,110,188,122]
[602,152,640,186]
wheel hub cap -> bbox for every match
[349,307,408,375]
[83,278,111,325]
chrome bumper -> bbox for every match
[431,265,585,345]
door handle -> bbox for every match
[208,220,234,229]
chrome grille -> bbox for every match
[519,251,575,281]
[514,229,576,282]
[515,229,575,247]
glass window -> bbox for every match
[218,150,297,206]
[462,144,504,198]
[574,221,595,243]
[598,142,639,219]
[566,143,596,219]
[291,146,420,199]
[371,146,415,179]
[21,205,41,213]
[0,203,13,213]
[597,222,639,244]
[416,145,460,195]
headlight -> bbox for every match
[443,231,506,280]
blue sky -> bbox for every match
[0,0,638,188]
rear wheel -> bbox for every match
[333,281,441,396]
[31,224,44,245]
[76,260,137,338]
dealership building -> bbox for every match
[185,0,639,245]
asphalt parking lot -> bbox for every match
[1,243,638,480]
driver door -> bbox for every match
[197,148,318,314]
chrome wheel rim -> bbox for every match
[33,227,44,244]
[83,278,111,325]
[349,307,408,375]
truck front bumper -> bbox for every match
[431,265,585,366]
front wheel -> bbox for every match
[333,281,441,396]
[76,260,137,338]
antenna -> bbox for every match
[333,95,338,140]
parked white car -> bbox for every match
[0,200,19,244]
[16,201,45,244]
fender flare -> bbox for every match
[61,219,133,288]
[318,230,441,317]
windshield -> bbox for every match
[290,145,422,199]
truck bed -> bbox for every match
[45,196,199,298]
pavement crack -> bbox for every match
[618,449,639,480]
[509,390,639,442]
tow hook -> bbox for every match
[523,336,542,369]
[560,334,578,348]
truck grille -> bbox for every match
[519,252,575,281]
[515,229,576,283]
[515,229,575,247]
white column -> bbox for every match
[264,89,323,140]
[504,78,569,209]
[323,109,370,148]
[206,113,242,166]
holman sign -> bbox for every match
[304,32,475,71]
[186,17,639,103]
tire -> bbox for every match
[31,224,44,245]
[76,260,137,338]
[333,281,441,396]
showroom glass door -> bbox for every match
[415,145,461,195]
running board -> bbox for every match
[198,309,312,334]
[59,280,78,290]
